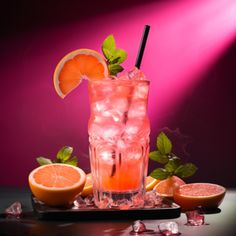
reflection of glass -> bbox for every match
[88,78,150,208]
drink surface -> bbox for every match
[88,78,150,194]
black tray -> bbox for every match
[31,196,181,220]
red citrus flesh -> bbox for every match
[173,183,226,211]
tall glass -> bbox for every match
[88,78,150,209]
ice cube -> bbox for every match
[144,190,163,208]
[117,71,130,81]
[73,196,86,208]
[132,220,147,233]
[133,84,149,99]
[125,119,145,138]
[103,124,123,140]
[126,145,142,160]
[91,100,110,114]
[99,148,116,165]
[111,97,129,114]
[128,100,147,119]
[185,209,205,226]
[117,139,126,149]
[128,68,146,81]
[116,84,132,97]
[158,222,179,236]
[5,201,22,218]
[90,123,123,140]
[102,110,122,122]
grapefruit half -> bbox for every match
[29,164,86,206]
[173,183,226,211]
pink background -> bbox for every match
[1,0,236,187]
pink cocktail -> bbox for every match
[88,70,150,208]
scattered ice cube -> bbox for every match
[116,199,132,210]
[73,196,86,208]
[84,195,95,207]
[144,190,163,208]
[185,209,205,226]
[128,68,146,81]
[131,193,144,208]
[132,220,147,233]
[97,196,110,209]
[158,222,179,236]
[5,201,22,218]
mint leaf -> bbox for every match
[157,132,172,155]
[102,35,116,58]
[56,146,73,162]
[101,35,128,76]
[149,131,198,181]
[174,163,198,178]
[150,168,170,180]
[108,64,124,75]
[164,156,181,173]
[36,157,53,166]
[149,151,169,164]
[112,49,127,64]
[110,56,121,64]
[102,48,113,61]
[64,156,78,166]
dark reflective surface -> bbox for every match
[0,187,236,236]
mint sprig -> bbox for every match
[36,146,78,167]
[102,35,127,76]
[149,132,197,180]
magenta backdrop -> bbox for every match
[1,0,236,187]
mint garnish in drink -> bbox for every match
[36,146,78,166]
[102,35,127,76]
[149,132,197,180]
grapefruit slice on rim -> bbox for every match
[80,173,93,197]
[28,163,86,206]
[53,49,109,98]
[173,183,226,211]
[153,175,186,198]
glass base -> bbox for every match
[93,190,145,209]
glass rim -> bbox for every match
[88,79,150,85]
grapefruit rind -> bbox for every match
[145,176,160,192]
[80,173,93,197]
[153,176,186,198]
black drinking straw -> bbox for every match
[135,25,150,69]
